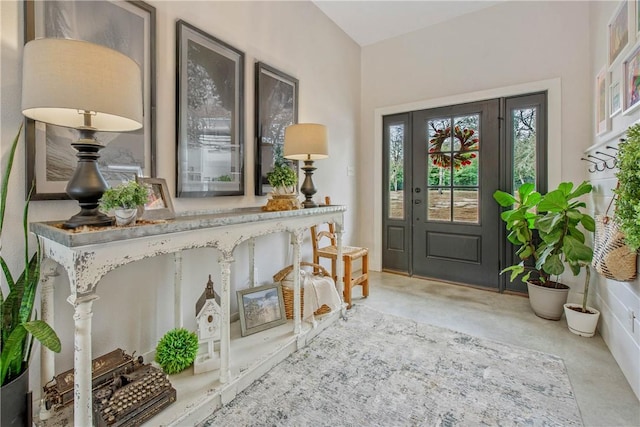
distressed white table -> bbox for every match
[31,206,345,427]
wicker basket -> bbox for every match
[274,262,333,319]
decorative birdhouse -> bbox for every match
[194,275,221,374]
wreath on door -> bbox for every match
[429,125,478,170]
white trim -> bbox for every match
[372,78,562,271]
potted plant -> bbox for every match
[493,181,595,321]
[99,180,149,226]
[614,123,640,251]
[266,161,297,195]
[1,125,61,426]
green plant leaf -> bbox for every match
[562,235,593,263]
[0,324,26,385]
[493,190,517,207]
[0,124,22,236]
[538,189,568,212]
[557,181,574,195]
[23,320,61,353]
[542,253,564,276]
[580,214,596,232]
[568,181,592,199]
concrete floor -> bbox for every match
[356,271,640,427]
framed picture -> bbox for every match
[623,42,640,114]
[176,20,244,198]
[610,80,622,117]
[237,283,286,337]
[255,62,299,196]
[136,177,175,220]
[636,0,640,38]
[596,67,609,135]
[609,1,629,65]
[24,0,156,200]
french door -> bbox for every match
[382,93,547,292]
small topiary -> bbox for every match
[155,328,199,374]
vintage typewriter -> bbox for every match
[92,364,176,427]
[43,348,176,426]
[43,348,143,411]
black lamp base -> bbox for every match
[62,133,114,229]
[300,160,318,208]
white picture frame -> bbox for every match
[596,66,609,135]
[609,1,630,66]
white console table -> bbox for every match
[30,205,345,427]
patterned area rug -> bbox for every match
[200,305,583,426]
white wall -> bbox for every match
[586,1,640,400]
[0,0,360,397]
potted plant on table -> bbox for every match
[493,181,596,321]
[263,161,300,211]
[99,180,149,226]
[1,125,61,426]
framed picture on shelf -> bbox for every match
[610,80,622,117]
[176,20,244,198]
[623,42,640,114]
[609,1,629,65]
[136,177,175,220]
[23,0,156,200]
[237,283,286,337]
[596,67,608,135]
[254,62,299,196]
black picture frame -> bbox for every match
[237,283,287,337]
[23,0,157,200]
[176,20,245,198]
[254,62,299,196]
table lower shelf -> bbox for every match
[37,308,342,426]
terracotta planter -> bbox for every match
[1,367,29,427]
[114,208,137,226]
[526,281,569,320]
[564,303,601,337]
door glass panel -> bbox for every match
[512,107,537,193]
[428,156,451,186]
[427,188,451,221]
[388,124,405,219]
[428,118,452,153]
[453,188,479,223]
[453,152,478,186]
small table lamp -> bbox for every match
[284,123,328,208]
[21,38,143,229]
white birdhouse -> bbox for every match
[194,275,221,374]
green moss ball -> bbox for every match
[155,328,199,374]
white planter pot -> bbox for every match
[564,303,601,337]
[526,281,569,320]
[114,208,137,226]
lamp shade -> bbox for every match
[21,38,143,132]
[284,123,328,160]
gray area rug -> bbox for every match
[200,305,583,426]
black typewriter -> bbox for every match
[92,364,176,427]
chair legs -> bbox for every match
[341,253,369,309]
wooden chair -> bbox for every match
[310,197,369,308]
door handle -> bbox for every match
[414,200,422,205]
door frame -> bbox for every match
[371,78,562,271]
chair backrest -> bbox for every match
[310,196,336,252]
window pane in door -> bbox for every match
[453,188,479,223]
[427,188,451,221]
[388,124,405,219]
[512,107,537,193]
[453,152,478,186]
[428,156,451,186]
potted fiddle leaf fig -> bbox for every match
[1,125,61,426]
[99,180,149,226]
[493,181,595,321]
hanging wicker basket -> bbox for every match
[273,262,333,319]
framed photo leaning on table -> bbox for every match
[237,283,286,337]
[136,177,175,220]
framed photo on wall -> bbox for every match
[609,1,629,65]
[596,67,608,135]
[610,80,622,117]
[623,43,640,114]
[136,177,175,220]
[23,0,156,200]
[176,20,245,198]
[237,283,286,337]
[254,62,299,196]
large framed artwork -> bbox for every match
[609,1,629,66]
[623,43,640,114]
[176,20,245,198]
[24,0,156,200]
[254,62,299,196]
[596,66,608,135]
